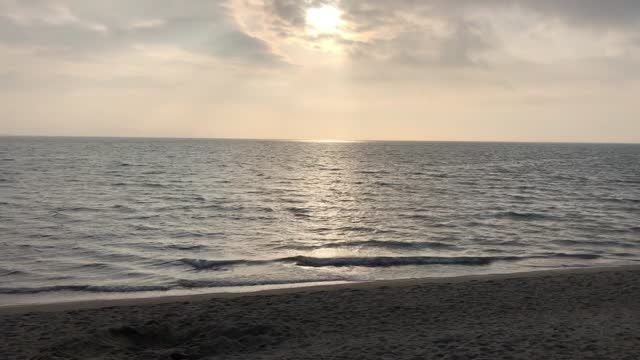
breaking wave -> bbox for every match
[177,253,603,270]
[0,277,350,295]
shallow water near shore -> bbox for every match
[1,137,639,304]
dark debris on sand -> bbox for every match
[37,321,288,360]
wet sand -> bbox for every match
[1,266,639,359]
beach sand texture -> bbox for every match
[1,266,639,360]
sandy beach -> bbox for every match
[1,266,638,359]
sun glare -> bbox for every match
[306,5,342,34]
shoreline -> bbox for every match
[2,264,639,359]
[3,264,638,315]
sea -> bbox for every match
[1,137,639,305]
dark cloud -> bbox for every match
[266,0,308,27]
[437,21,493,67]
[335,0,639,67]
[0,0,286,66]
[341,1,497,68]
[510,0,640,28]
[208,29,286,65]
[339,0,640,29]
[345,21,492,68]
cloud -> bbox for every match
[3,0,639,68]
[1,0,640,143]
[343,19,493,68]
[337,0,640,29]
[509,0,640,28]
[0,0,286,66]
[266,0,309,27]
[254,0,495,67]
[339,0,640,66]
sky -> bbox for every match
[0,0,639,143]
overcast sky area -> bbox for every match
[1,0,639,142]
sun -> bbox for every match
[306,5,342,34]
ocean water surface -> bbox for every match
[1,137,639,304]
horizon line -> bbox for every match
[1,134,639,145]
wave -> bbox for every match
[401,214,437,221]
[199,204,245,212]
[172,231,223,239]
[336,226,377,233]
[178,258,270,270]
[112,204,136,212]
[131,224,159,231]
[0,277,349,295]
[430,222,457,228]
[494,211,555,221]
[597,197,640,204]
[277,240,458,251]
[612,252,637,258]
[122,214,159,220]
[615,179,640,185]
[141,183,167,188]
[73,262,116,270]
[0,267,25,276]
[27,233,55,239]
[551,239,637,248]
[167,244,208,251]
[373,181,393,187]
[318,167,343,172]
[174,277,348,289]
[286,207,312,218]
[0,284,173,294]
[543,253,601,260]
[282,255,513,267]
[118,162,145,167]
[358,170,390,175]
[53,206,102,213]
[177,253,603,270]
